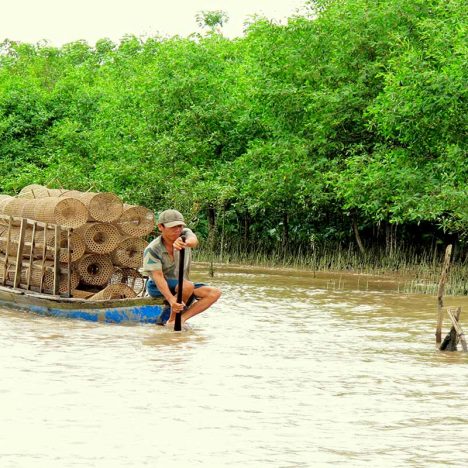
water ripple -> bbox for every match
[1,267,468,467]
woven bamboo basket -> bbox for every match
[0,227,84,262]
[46,230,86,263]
[111,237,147,268]
[115,204,154,237]
[0,228,11,256]
[0,195,13,214]
[33,197,88,228]
[90,283,137,300]
[37,264,80,294]
[0,227,32,257]
[2,198,29,217]
[0,226,15,256]
[0,261,18,285]
[0,219,8,229]
[38,188,66,198]
[18,184,45,198]
[58,190,82,198]
[19,187,67,199]
[109,267,145,295]
[0,260,79,293]
[21,199,38,220]
[75,222,121,254]
[77,192,123,222]
[77,254,114,286]
[0,194,13,205]
[0,197,13,215]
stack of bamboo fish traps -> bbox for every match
[0,185,154,299]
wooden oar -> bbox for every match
[174,235,186,332]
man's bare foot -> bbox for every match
[165,318,185,329]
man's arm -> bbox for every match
[174,230,198,250]
[151,270,184,312]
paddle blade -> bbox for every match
[174,312,182,331]
[174,235,186,332]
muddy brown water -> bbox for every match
[1,265,468,467]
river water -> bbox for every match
[1,265,467,467]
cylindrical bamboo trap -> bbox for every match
[58,190,82,198]
[115,204,154,237]
[75,223,121,254]
[1,198,29,217]
[0,226,84,262]
[90,284,137,301]
[0,194,13,207]
[21,199,38,220]
[0,260,79,293]
[17,184,45,198]
[0,197,13,214]
[0,261,17,285]
[77,254,114,286]
[111,237,147,268]
[76,192,123,222]
[0,198,13,215]
[46,230,86,263]
[18,187,67,199]
[33,197,88,228]
[38,264,80,294]
[109,267,145,295]
[0,226,37,257]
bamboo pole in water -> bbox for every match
[436,244,452,344]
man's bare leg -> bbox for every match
[180,286,221,324]
[166,280,195,326]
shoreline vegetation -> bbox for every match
[0,0,466,289]
[194,245,468,297]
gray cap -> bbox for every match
[157,209,186,227]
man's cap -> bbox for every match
[157,209,186,227]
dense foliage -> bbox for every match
[0,0,466,258]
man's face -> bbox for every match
[158,223,183,242]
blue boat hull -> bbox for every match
[0,285,168,324]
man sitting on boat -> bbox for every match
[142,209,221,326]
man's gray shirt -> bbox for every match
[142,228,194,280]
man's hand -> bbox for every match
[173,236,187,251]
[169,296,184,313]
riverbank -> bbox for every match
[193,247,468,297]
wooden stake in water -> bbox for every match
[436,244,452,344]
[440,307,467,352]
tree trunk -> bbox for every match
[207,206,216,277]
[243,211,251,251]
[385,222,397,256]
[282,211,289,256]
[351,215,365,255]
[207,206,216,240]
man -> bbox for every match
[142,209,221,327]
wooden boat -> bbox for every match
[0,285,168,324]
[0,212,167,324]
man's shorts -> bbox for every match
[147,279,205,325]
[146,279,205,298]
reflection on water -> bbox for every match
[1,265,468,467]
